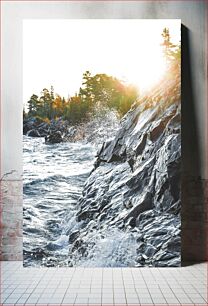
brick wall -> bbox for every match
[181,177,208,262]
[0,181,23,260]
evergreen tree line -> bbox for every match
[24,28,181,125]
[25,72,138,125]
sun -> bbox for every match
[23,19,180,102]
[124,50,167,95]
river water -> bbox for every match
[23,136,96,267]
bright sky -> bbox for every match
[23,19,180,104]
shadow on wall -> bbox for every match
[181,25,207,264]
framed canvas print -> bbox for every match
[23,19,181,267]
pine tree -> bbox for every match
[27,94,39,116]
[161,27,181,71]
[161,28,177,63]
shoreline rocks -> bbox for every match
[23,109,120,145]
[23,117,70,144]
[66,75,181,267]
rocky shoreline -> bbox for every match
[23,117,70,144]
[66,74,181,267]
[23,72,181,267]
[23,109,120,145]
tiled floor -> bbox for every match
[0,262,207,305]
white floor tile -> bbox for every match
[0,261,207,305]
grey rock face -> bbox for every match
[27,129,41,137]
[45,131,63,144]
[68,76,181,267]
[24,117,70,142]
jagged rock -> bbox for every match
[67,75,181,267]
[68,230,80,244]
[45,131,63,144]
[163,236,181,253]
[27,129,41,137]
[23,117,42,134]
[144,244,157,257]
[124,192,153,224]
[38,129,48,137]
[24,117,70,142]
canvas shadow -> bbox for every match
[181,25,206,265]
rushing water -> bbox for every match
[23,135,137,268]
[23,136,96,267]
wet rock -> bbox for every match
[68,230,80,243]
[144,244,157,257]
[23,117,42,134]
[24,117,70,142]
[124,199,133,209]
[124,192,153,224]
[66,74,181,267]
[154,257,180,267]
[164,236,181,253]
[45,131,63,144]
[38,127,49,137]
[27,129,41,137]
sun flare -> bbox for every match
[23,19,180,103]
[125,55,167,94]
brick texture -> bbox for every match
[181,176,208,262]
[0,180,23,260]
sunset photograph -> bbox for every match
[23,19,181,267]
